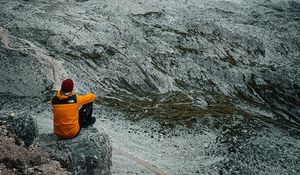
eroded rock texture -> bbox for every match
[0,0,300,174]
[36,128,112,175]
[0,117,70,175]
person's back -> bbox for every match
[51,79,96,138]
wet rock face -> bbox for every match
[36,128,112,175]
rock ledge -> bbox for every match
[1,114,112,175]
[36,127,112,175]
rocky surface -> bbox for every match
[0,113,112,175]
[0,113,38,146]
[36,127,112,175]
[1,0,300,174]
[0,0,299,126]
[0,119,70,175]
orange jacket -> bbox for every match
[51,91,96,138]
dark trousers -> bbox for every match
[79,102,93,128]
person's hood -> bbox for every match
[56,91,73,100]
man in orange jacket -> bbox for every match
[51,78,96,138]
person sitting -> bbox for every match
[51,78,96,138]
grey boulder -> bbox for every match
[36,127,112,175]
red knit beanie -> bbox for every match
[61,78,74,93]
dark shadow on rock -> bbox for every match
[0,114,38,147]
